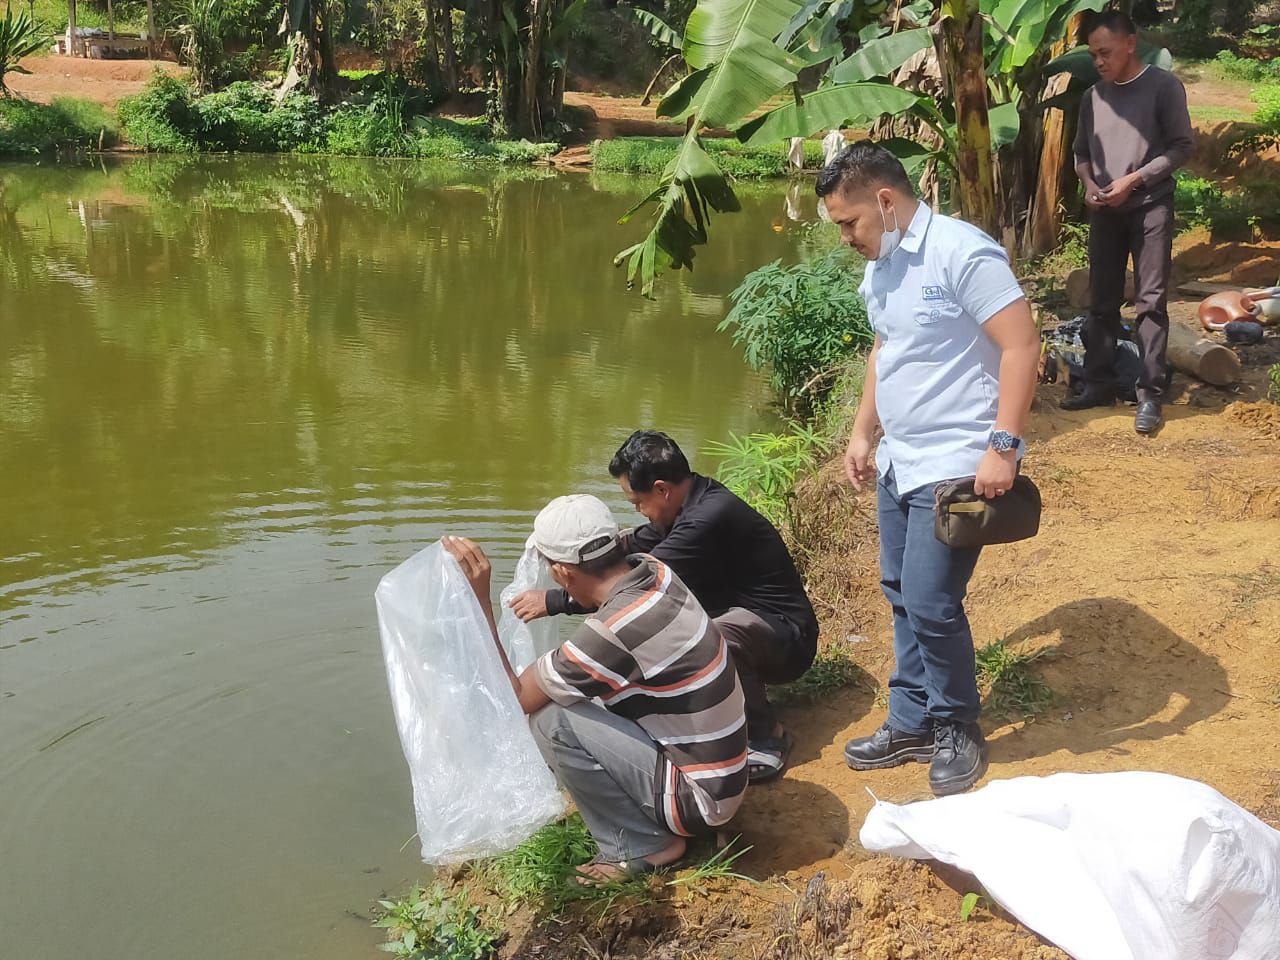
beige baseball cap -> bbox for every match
[531,494,621,565]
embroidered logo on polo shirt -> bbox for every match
[922,285,945,302]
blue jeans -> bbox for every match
[877,467,983,736]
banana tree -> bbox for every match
[279,0,339,102]
[615,0,920,296]
[614,0,1133,295]
[482,0,588,139]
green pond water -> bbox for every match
[0,156,826,959]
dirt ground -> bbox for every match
[7,54,185,106]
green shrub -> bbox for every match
[704,428,831,528]
[0,97,116,154]
[1268,363,1280,403]
[117,71,199,152]
[1211,50,1280,84]
[1174,171,1224,226]
[720,247,872,403]
[195,82,324,151]
[592,136,824,179]
[374,884,500,960]
[1252,83,1280,129]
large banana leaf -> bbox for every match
[831,28,932,83]
[986,0,1105,74]
[626,8,684,50]
[736,82,920,144]
[989,99,1020,149]
[673,0,806,128]
[618,0,808,296]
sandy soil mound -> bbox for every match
[9,55,185,106]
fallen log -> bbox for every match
[1167,322,1241,386]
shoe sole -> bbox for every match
[845,745,935,771]
[929,753,990,797]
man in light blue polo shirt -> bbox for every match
[817,142,1040,796]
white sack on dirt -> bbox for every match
[377,542,564,865]
[860,771,1280,960]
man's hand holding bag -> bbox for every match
[934,475,1042,549]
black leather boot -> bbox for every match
[929,721,989,796]
[845,722,935,771]
[1134,400,1162,435]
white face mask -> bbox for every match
[877,196,902,260]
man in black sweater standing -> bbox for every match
[1062,9,1193,434]
[510,430,818,783]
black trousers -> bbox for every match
[1085,196,1175,403]
[715,608,811,741]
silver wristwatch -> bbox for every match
[990,430,1020,453]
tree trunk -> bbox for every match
[423,0,443,86]
[520,0,547,139]
[439,0,458,92]
[146,0,155,58]
[1022,14,1088,258]
[941,0,998,239]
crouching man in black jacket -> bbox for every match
[511,430,819,783]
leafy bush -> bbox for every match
[117,71,199,152]
[1211,50,1280,84]
[1252,84,1280,129]
[1174,171,1224,226]
[0,97,116,154]
[1269,362,1280,404]
[374,885,500,960]
[593,136,824,179]
[720,247,873,403]
[704,428,831,528]
[195,82,324,151]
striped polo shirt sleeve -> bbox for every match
[534,618,638,706]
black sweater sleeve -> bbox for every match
[545,587,595,616]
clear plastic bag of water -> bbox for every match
[376,541,564,865]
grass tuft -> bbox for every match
[0,97,117,155]
[483,814,597,910]
[975,639,1054,719]
[480,814,755,920]
[773,641,863,707]
[592,135,824,179]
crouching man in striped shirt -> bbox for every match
[443,493,747,883]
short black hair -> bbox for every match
[815,139,913,199]
[608,430,692,492]
[574,542,627,576]
[1083,9,1137,40]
